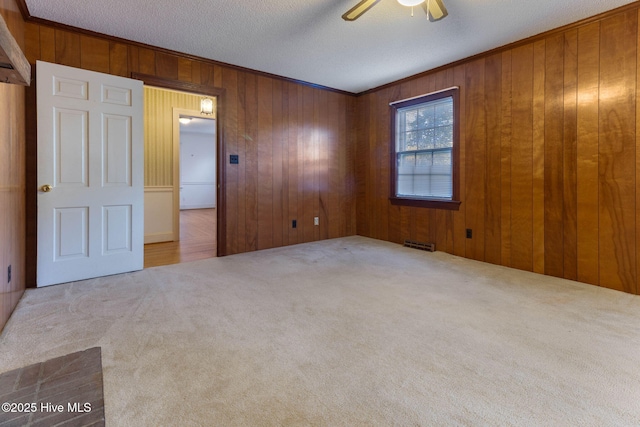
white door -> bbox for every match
[36,60,144,287]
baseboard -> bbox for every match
[180,204,216,210]
[144,232,174,244]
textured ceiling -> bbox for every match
[24,0,637,93]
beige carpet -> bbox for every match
[1,236,639,426]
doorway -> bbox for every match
[141,85,221,267]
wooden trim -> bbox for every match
[360,0,640,96]
[217,97,227,256]
[134,74,228,256]
[25,64,37,287]
[389,86,459,105]
[15,0,30,21]
[390,197,461,210]
[132,73,225,97]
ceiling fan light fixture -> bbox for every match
[342,0,446,22]
[397,0,424,6]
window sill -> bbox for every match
[389,197,461,211]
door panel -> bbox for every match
[37,60,144,287]
[103,114,132,186]
[55,108,88,186]
[54,207,89,260]
[102,85,131,106]
[103,205,132,254]
[54,76,88,99]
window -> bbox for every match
[389,87,460,210]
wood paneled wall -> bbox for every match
[356,5,640,294]
[23,20,357,266]
[0,0,26,331]
[223,74,357,253]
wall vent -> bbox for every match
[404,239,436,252]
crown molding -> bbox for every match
[15,0,29,21]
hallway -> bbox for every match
[144,208,216,268]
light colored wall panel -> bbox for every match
[180,184,216,209]
[144,186,174,243]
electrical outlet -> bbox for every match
[314,217,319,226]
[7,265,11,283]
[292,219,297,228]
[466,229,472,239]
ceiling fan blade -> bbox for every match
[422,0,448,22]
[342,0,382,21]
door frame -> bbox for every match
[173,108,217,240]
[131,73,227,256]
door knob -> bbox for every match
[41,184,53,192]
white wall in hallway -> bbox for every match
[180,120,216,210]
